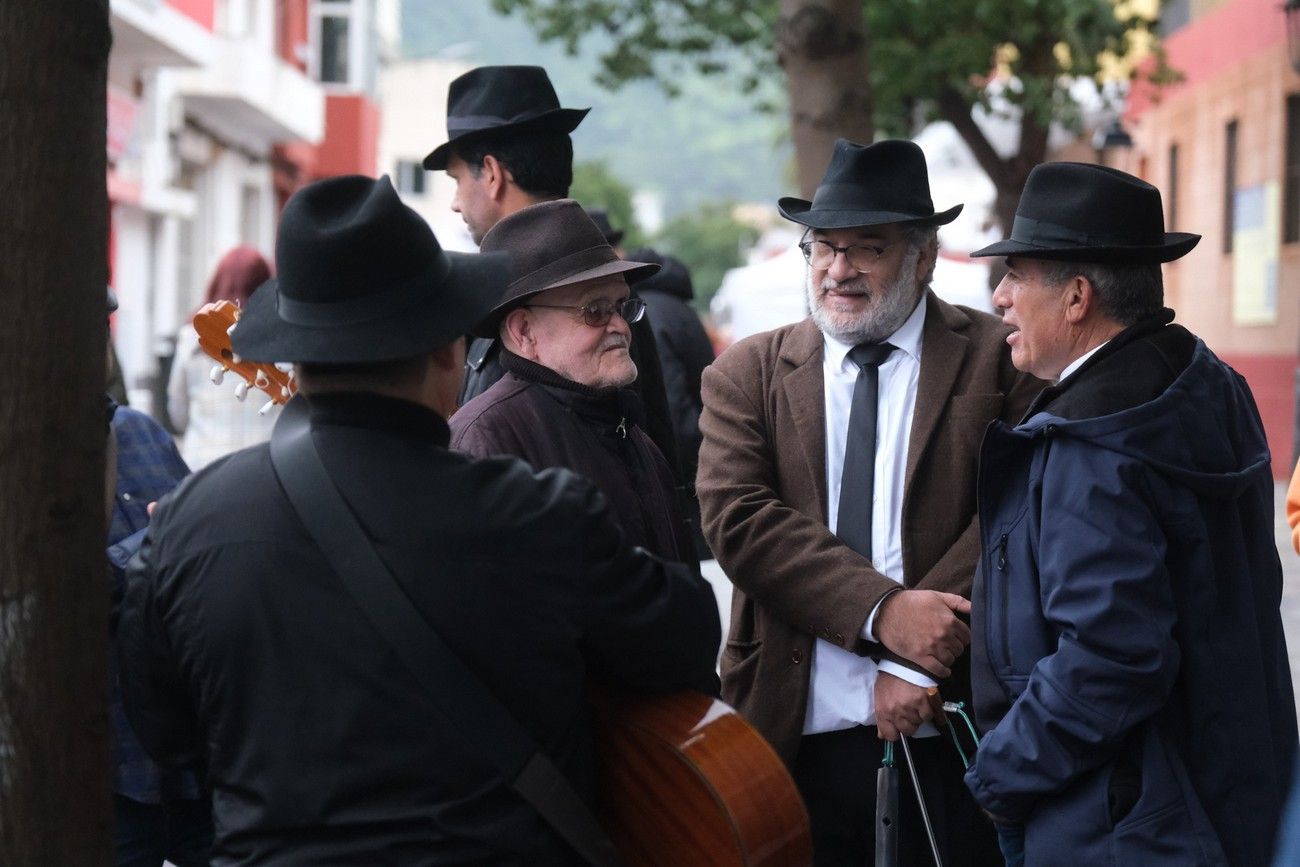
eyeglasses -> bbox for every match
[799,238,896,273]
[525,296,647,328]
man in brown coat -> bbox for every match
[698,139,1040,865]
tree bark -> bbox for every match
[775,0,874,198]
[0,1,113,861]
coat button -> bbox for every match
[791,648,803,664]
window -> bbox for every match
[1224,120,1238,254]
[395,160,426,195]
[1168,144,1179,233]
[1286,95,1300,244]
[319,14,350,84]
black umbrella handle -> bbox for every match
[875,762,900,867]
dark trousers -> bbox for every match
[792,726,1001,867]
[113,794,213,867]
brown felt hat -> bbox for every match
[470,199,658,337]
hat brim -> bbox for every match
[231,251,511,365]
[423,107,590,170]
[471,257,659,339]
[969,232,1201,264]
[777,199,963,230]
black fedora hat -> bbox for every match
[472,199,658,338]
[778,138,962,230]
[232,175,510,364]
[971,162,1200,263]
[423,66,590,171]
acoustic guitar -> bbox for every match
[191,309,813,866]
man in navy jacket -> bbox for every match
[966,162,1297,866]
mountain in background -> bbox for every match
[400,0,791,218]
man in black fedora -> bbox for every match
[116,175,720,865]
[964,162,1297,867]
[697,137,1036,865]
[450,200,697,568]
[424,65,681,486]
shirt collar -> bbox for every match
[1057,340,1109,384]
[823,294,927,373]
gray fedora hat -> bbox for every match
[970,162,1200,264]
[232,175,510,364]
[471,199,658,338]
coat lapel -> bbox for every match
[780,320,830,524]
[906,293,971,485]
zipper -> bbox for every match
[615,417,627,438]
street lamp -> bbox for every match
[1287,0,1300,73]
[1093,118,1134,166]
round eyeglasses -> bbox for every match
[525,296,647,328]
[799,238,896,273]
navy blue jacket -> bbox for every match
[968,315,1297,865]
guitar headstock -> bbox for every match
[193,300,296,411]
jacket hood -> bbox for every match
[1018,340,1271,499]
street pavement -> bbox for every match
[703,481,1300,717]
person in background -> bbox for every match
[585,208,626,258]
[625,247,716,560]
[105,288,212,867]
[167,245,276,470]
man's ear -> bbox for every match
[501,308,536,358]
[1062,274,1094,325]
[481,154,511,201]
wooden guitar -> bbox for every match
[192,300,296,407]
[191,307,811,865]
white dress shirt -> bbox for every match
[1056,341,1108,384]
[804,297,939,736]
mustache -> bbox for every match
[601,336,631,352]
[820,275,871,294]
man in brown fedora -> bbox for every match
[116,176,719,864]
[697,138,1039,865]
[451,199,697,566]
[425,66,681,488]
[964,162,1296,866]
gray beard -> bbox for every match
[808,246,925,344]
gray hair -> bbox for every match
[1040,259,1163,326]
[903,225,938,291]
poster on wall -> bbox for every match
[1231,181,1279,326]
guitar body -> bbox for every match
[595,691,812,866]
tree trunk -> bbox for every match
[775,0,874,198]
[0,1,113,861]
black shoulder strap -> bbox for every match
[268,397,623,867]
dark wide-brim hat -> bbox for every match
[778,138,962,230]
[471,199,659,338]
[232,175,510,364]
[971,162,1200,264]
[423,65,589,171]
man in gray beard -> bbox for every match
[697,139,1041,866]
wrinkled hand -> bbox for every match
[876,589,971,678]
[874,673,946,741]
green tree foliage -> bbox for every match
[654,205,760,312]
[489,0,1167,234]
[570,160,645,249]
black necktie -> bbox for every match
[836,342,897,559]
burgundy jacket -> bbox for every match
[451,351,695,564]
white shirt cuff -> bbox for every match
[878,660,938,688]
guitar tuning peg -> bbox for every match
[209,365,226,385]
[231,353,242,365]
[258,400,276,416]
[281,385,291,399]
[274,362,294,373]
[235,381,249,401]
[226,322,238,337]
[254,370,269,388]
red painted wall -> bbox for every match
[314,94,380,179]
[277,0,310,72]
[165,0,215,30]
[1129,0,1286,121]
[1219,353,1298,478]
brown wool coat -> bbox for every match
[697,291,1042,765]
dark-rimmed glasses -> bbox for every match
[525,296,647,328]
[799,238,896,273]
